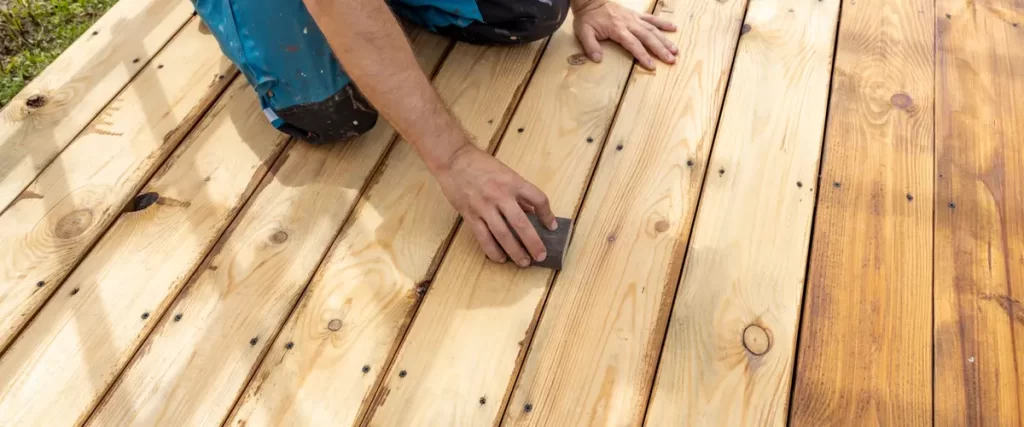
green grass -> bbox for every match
[1,0,118,107]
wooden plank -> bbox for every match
[225,39,547,427]
[0,77,289,426]
[933,0,1024,424]
[0,17,237,354]
[361,3,647,424]
[0,0,195,211]
[643,0,839,423]
[498,0,744,425]
[86,30,451,427]
[789,0,935,423]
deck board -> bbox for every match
[0,18,236,353]
[790,0,936,422]
[0,76,288,426]
[226,37,546,427]
[644,0,839,423]
[933,0,1024,423]
[358,1,651,422]
[85,30,452,427]
[0,0,195,211]
[0,0,1022,424]
[502,0,747,423]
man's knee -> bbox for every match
[274,85,378,144]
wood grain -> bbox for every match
[0,18,236,354]
[644,0,840,424]
[790,0,935,423]
[0,0,195,211]
[933,0,1024,424]
[0,77,289,426]
[359,4,649,424]
[85,30,451,427]
[225,39,546,427]
[498,0,744,425]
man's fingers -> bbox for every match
[640,20,678,55]
[484,211,531,267]
[641,13,677,32]
[578,24,604,62]
[631,23,674,64]
[518,182,557,231]
[612,29,655,70]
[500,202,547,263]
[469,218,506,263]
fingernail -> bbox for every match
[518,258,531,268]
[537,252,547,262]
[646,59,655,69]
[550,219,558,230]
[667,54,675,62]
[591,52,602,62]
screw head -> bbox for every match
[524,403,533,412]
[797,181,803,188]
[285,342,294,349]
[686,159,694,167]
[948,202,956,208]
[479,396,487,405]
[833,182,841,188]
[906,194,914,201]
[36,281,44,288]
[141,312,150,319]
[517,127,525,133]
[362,365,371,373]
[249,337,258,346]
[173,313,183,322]
[586,137,594,143]
[399,370,407,378]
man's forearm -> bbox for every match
[302,0,468,172]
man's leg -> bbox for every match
[192,0,377,144]
[390,0,570,45]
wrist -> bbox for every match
[571,0,606,13]
[422,132,474,175]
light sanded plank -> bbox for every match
[0,18,237,353]
[362,4,648,425]
[225,38,546,427]
[933,0,1023,424]
[87,30,451,427]
[790,0,935,423]
[644,0,839,424]
[0,77,289,426]
[0,0,195,211]
[499,0,743,425]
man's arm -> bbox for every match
[301,0,556,267]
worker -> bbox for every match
[192,0,676,268]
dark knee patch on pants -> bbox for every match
[273,85,378,144]
[435,0,569,45]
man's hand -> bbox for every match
[573,0,678,70]
[434,143,557,267]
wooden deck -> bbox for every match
[0,0,1021,424]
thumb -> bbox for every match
[577,25,603,62]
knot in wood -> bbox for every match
[55,209,94,239]
[328,319,342,331]
[26,94,47,108]
[270,230,289,244]
[890,92,913,110]
[127,192,160,212]
[742,324,771,355]
[567,53,589,65]
[654,220,670,233]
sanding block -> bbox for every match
[506,214,573,270]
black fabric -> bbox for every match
[273,85,378,144]
[435,0,569,45]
